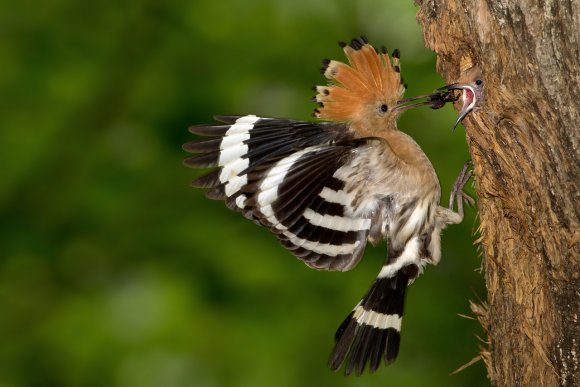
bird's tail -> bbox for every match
[329,264,416,375]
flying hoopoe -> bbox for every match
[184,36,472,375]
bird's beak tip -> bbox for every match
[452,109,471,130]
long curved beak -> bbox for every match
[436,83,476,130]
[393,90,458,113]
[393,93,441,113]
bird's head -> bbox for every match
[436,67,484,130]
[313,37,426,135]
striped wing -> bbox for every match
[184,115,372,271]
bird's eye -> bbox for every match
[475,79,483,86]
[379,104,388,113]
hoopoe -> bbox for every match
[184,37,471,375]
[436,66,484,129]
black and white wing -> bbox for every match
[184,115,374,271]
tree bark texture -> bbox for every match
[416,1,579,386]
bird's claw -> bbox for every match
[449,161,474,216]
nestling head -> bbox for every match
[436,66,484,130]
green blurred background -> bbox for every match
[1,0,488,386]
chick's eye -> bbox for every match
[475,79,483,86]
[379,104,388,113]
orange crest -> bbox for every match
[313,37,405,125]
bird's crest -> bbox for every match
[313,36,405,125]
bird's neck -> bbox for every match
[380,129,430,167]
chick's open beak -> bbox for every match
[436,83,477,130]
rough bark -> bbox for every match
[415,1,579,386]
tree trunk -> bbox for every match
[415,1,579,386]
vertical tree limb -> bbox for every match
[415,1,579,386]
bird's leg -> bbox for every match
[449,161,475,218]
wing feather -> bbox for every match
[184,115,378,272]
